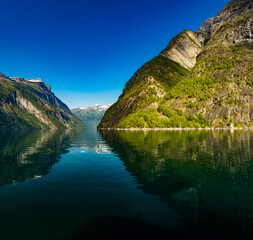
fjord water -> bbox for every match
[1,129,253,239]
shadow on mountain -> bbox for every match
[99,129,253,240]
[0,128,84,186]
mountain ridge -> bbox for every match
[98,0,253,129]
[0,73,84,129]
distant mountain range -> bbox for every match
[72,104,113,127]
[0,73,84,129]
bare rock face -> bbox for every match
[199,17,214,32]
[195,17,214,45]
[44,84,51,92]
[160,30,202,69]
[209,0,253,43]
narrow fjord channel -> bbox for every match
[0,129,253,239]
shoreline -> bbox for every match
[98,127,253,131]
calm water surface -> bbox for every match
[0,129,253,239]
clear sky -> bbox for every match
[0,0,229,108]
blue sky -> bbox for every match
[0,0,229,108]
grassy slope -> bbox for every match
[98,55,189,128]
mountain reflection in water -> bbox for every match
[0,129,79,186]
[99,129,253,240]
[1,129,253,240]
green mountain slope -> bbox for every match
[0,74,84,129]
[98,0,253,129]
[99,56,189,128]
[98,30,201,128]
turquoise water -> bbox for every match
[0,129,253,239]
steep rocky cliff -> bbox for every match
[170,0,253,127]
[99,0,253,129]
[195,17,214,45]
[160,30,202,69]
[0,73,84,129]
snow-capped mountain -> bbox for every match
[71,103,113,127]
[80,104,112,111]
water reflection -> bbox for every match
[99,129,253,239]
[2,128,253,239]
[69,128,112,154]
[0,129,82,186]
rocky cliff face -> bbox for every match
[186,0,253,127]
[195,17,214,45]
[210,0,253,42]
[99,0,253,129]
[160,30,202,69]
[0,73,84,129]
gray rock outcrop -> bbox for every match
[195,17,214,45]
[160,30,202,69]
